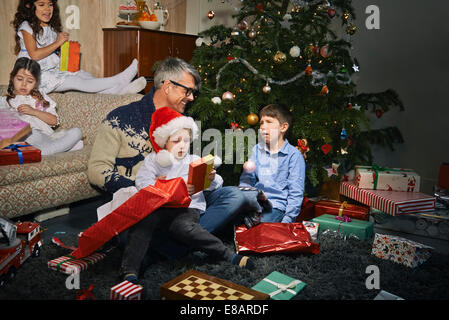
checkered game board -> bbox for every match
[160,270,269,300]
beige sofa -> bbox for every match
[0,86,142,219]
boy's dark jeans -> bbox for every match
[120,207,235,276]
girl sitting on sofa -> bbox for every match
[1,57,83,156]
[12,0,146,95]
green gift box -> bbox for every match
[251,271,306,300]
[311,214,374,240]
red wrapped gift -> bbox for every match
[0,142,41,166]
[314,199,369,221]
[187,155,214,193]
[235,223,320,255]
[70,177,191,259]
[296,197,316,222]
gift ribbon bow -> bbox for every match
[338,201,348,217]
[3,144,31,165]
[369,164,410,190]
[263,278,301,298]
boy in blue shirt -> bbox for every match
[239,104,306,223]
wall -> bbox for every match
[185,0,448,194]
[0,0,187,84]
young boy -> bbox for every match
[120,107,254,285]
[239,104,306,223]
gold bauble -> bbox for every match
[248,29,257,39]
[273,51,287,64]
[346,24,357,35]
[262,84,271,94]
[247,113,259,126]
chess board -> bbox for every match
[160,270,269,300]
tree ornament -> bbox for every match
[347,103,353,109]
[211,97,222,105]
[237,20,248,31]
[273,51,287,64]
[340,128,348,139]
[297,139,310,159]
[328,8,336,18]
[243,160,257,173]
[247,113,259,126]
[289,46,301,58]
[376,109,384,118]
[343,12,350,21]
[230,122,239,130]
[231,28,240,37]
[305,64,313,76]
[256,3,264,12]
[319,85,329,95]
[222,91,234,101]
[346,24,357,35]
[226,55,236,61]
[262,82,272,94]
[248,29,257,39]
[321,144,332,155]
[320,45,330,58]
[207,10,215,20]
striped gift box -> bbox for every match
[48,253,105,274]
[340,181,435,216]
[110,281,142,300]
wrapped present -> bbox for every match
[374,290,404,300]
[355,165,420,192]
[187,154,214,193]
[60,41,81,72]
[314,199,369,221]
[372,208,449,241]
[0,143,41,166]
[371,233,433,268]
[296,197,316,222]
[0,109,30,141]
[311,214,374,240]
[235,223,320,255]
[70,178,191,259]
[302,221,319,240]
[48,252,105,274]
[438,163,449,189]
[160,269,269,300]
[110,280,142,300]
[340,181,435,216]
[251,271,306,300]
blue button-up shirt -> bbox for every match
[239,139,305,223]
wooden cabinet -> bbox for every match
[103,28,197,92]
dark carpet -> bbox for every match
[1,230,448,301]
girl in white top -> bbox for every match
[12,0,146,95]
[2,57,83,156]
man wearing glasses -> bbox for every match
[88,57,248,258]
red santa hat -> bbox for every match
[149,107,199,167]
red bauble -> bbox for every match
[207,10,215,20]
[376,109,384,118]
[321,144,332,155]
[256,3,264,12]
[328,8,336,18]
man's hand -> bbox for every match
[187,184,195,196]
[156,175,166,180]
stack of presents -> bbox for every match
[45,163,448,301]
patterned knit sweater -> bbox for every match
[88,88,156,194]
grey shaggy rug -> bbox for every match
[1,230,448,301]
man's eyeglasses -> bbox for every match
[167,80,198,97]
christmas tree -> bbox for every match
[188,0,404,190]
